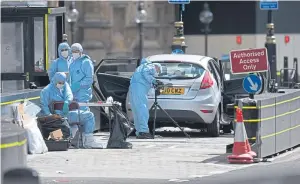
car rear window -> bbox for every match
[152,61,205,79]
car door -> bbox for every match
[93,58,139,111]
[217,58,245,96]
[210,59,222,92]
[208,60,222,105]
[216,58,247,120]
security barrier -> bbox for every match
[279,57,299,88]
[227,89,300,159]
[1,121,27,175]
[1,89,41,118]
[0,89,102,131]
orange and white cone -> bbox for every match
[227,107,257,164]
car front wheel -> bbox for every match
[207,109,220,137]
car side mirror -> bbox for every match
[3,168,40,184]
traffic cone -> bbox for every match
[227,107,256,164]
[246,139,257,157]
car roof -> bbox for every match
[146,54,211,69]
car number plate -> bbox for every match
[161,87,185,95]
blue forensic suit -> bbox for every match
[69,43,102,149]
[40,72,73,116]
[69,44,95,134]
[48,42,72,83]
[140,58,151,65]
[129,59,158,135]
[40,71,93,133]
[69,54,94,108]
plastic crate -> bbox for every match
[45,139,70,151]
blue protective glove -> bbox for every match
[71,82,81,92]
[63,101,69,115]
[152,79,157,85]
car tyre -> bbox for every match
[222,122,233,134]
[207,109,220,137]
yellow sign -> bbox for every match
[161,88,185,95]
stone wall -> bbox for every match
[66,1,175,62]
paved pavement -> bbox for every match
[38,147,300,184]
[28,130,254,182]
[186,150,300,184]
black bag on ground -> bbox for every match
[106,104,134,149]
[37,115,71,139]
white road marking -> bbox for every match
[208,171,227,175]
[204,163,239,169]
[175,180,189,182]
[168,145,178,149]
[144,145,156,148]
[169,179,180,182]
[168,179,189,182]
[188,175,208,178]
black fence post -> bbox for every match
[294,58,298,83]
[283,56,288,87]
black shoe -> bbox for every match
[136,132,153,139]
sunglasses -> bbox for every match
[61,49,68,52]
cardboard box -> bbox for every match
[48,129,63,141]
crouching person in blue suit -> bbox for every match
[39,72,73,139]
[40,72,102,149]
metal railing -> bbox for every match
[278,57,299,88]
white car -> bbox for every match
[94,54,232,137]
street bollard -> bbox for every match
[283,56,289,87]
[1,121,27,177]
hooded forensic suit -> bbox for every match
[129,58,161,138]
[48,42,72,83]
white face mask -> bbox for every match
[56,84,64,89]
[61,51,69,58]
[72,53,80,60]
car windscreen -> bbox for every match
[152,61,205,79]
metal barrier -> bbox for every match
[0,89,103,131]
[227,89,300,159]
[1,89,41,119]
[1,121,27,176]
[294,58,299,84]
[283,56,289,86]
[279,57,299,88]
